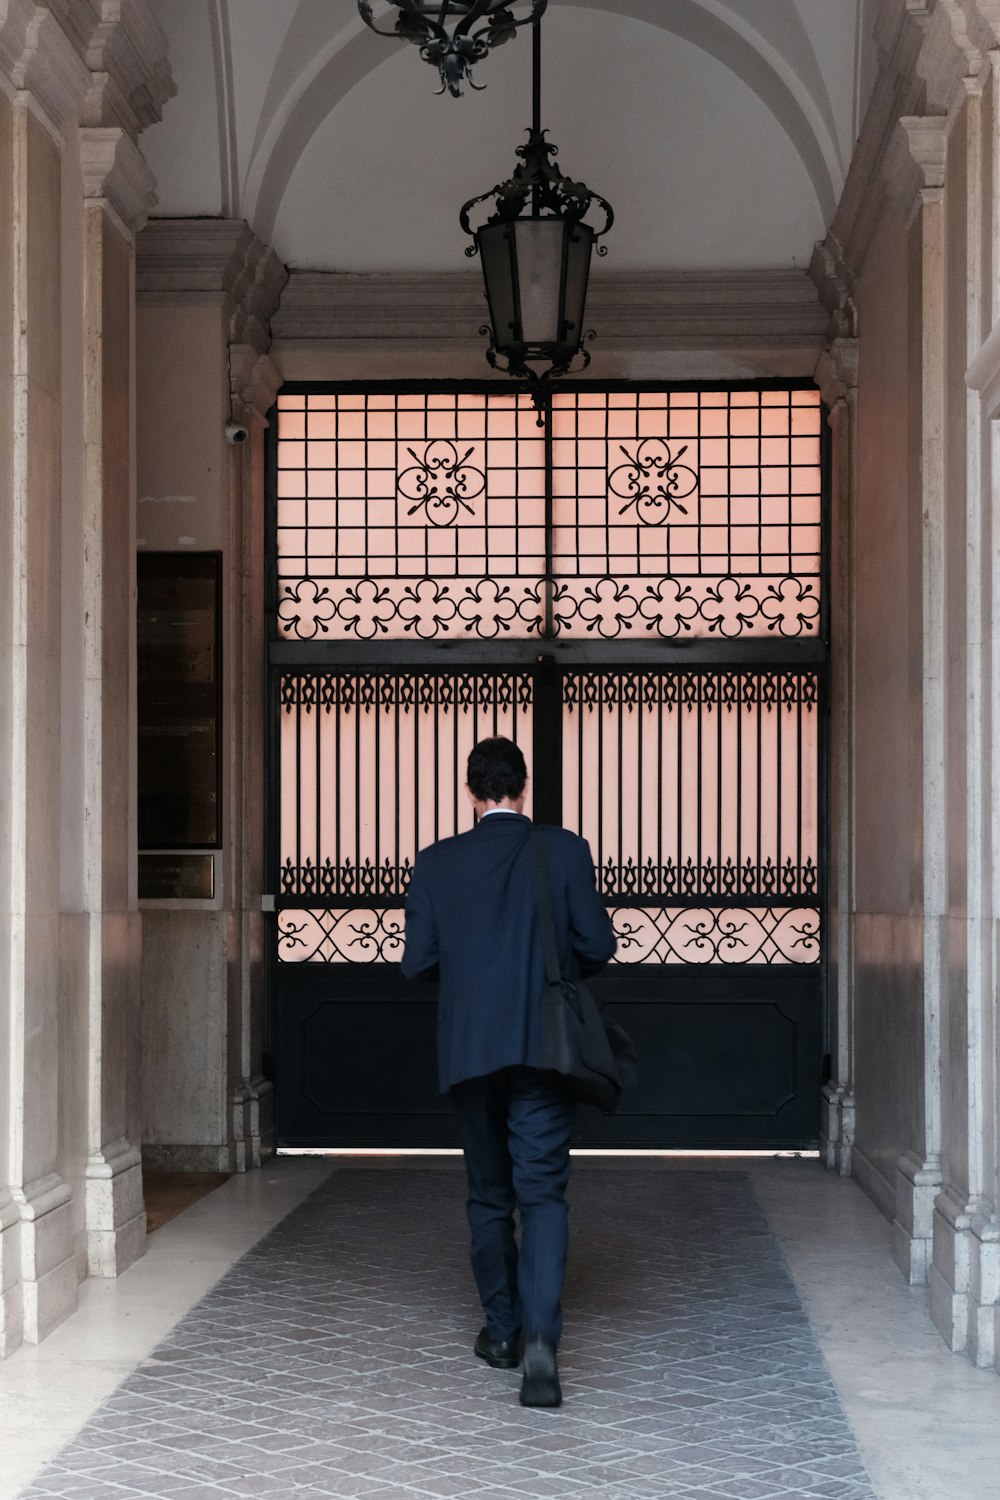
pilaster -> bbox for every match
[881,114,948,1286]
[1,65,83,1351]
[813,315,859,1178]
[77,127,154,1276]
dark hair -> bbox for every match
[467,737,527,803]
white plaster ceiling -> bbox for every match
[141,0,876,273]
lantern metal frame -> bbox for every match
[357,0,547,97]
[458,22,613,408]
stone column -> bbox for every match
[882,115,948,1287]
[814,331,859,1178]
[811,233,861,1177]
[938,51,1000,1366]
[78,128,157,1276]
[0,2,91,1348]
[228,343,282,1170]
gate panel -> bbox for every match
[274,667,534,1145]
[268,384,827,1148]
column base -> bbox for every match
[13,1173,78,1344]
[85,1138,147,1278]
[230,1076,276,1173]
[930,1189,1000,1365]
[0,1192,23,1358]
[819,1083,855,1175]
[892,1151,940,1285]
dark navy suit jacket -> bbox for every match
[400,812,617,1091]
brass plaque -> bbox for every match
[139,853,215,900]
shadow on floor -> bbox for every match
[142,1171,230,1233]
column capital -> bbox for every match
[809,234,858,342]
[230,347,282,426]
[814,339,860,414]
[82,0,175,136]
[0,0,90,133]
[80,124,156,234]
[883,115,948,224]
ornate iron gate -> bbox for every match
[267,384,827,1147]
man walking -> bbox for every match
[401,737,616,1408]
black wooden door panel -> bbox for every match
[274,966,821,1149]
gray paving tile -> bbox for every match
[16,1169,875,1500]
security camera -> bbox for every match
[225,422,249,445]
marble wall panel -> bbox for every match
[0,90,15,1180]
[853,913,926,1202]
[140,912,228,1149]
[58,912,90,1275]
[136,305,227,551]
[944,108,969,921]
[22,113,61,402]
[854,206,918,920]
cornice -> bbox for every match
[829,0,984,282]
[884,114,948,222]
[230,347,282,425]
[814,339,860,412]
[809,236,858,341]
[80,123,156,232]
[137,217,288,352]
[269,270,828,354]
[0,1,173,135]
[82,0,174,136]
[0,0,90,130]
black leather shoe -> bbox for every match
[474,1326,520,1369]
[519,1335,562,1408]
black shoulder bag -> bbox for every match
[530,828,638,1113]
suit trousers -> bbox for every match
[450,1065,575,1346]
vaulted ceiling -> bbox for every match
[141,0,876,273]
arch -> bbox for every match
[242,0,841,247]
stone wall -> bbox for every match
[0,0,172,1356]
[819,0,1000,1371]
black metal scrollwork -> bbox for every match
[608,439,699,524]
[396,440,486,526]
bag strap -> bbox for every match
[530,827,563,988]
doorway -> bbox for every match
[267,383,827,1147]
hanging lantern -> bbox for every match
[459,124,613,405]
[357,1,547,97]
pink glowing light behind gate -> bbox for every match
[274,388,824,969]
[274,389,823,642]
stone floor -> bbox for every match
[3,1157,1000,1500]
[14,1168,874,1500]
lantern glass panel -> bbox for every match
[477,222,518,349]
[513,218,566,344]
[561,223,594,343]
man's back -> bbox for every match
[401,811,615,1090]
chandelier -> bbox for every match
[357,1,547,97]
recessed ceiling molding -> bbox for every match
[207,0,238,217]
[242,0,842,247]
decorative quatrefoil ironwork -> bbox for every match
[608,439,699,524]
[396,440,486,525]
